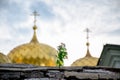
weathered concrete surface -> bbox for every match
[0,63,120,79]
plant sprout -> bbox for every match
[56,43,68,67]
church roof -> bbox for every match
[97,44,120,68]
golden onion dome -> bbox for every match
[71,49,98,66]
[71,57,98,66]
[71,28,98,66]
[7,24,57,66]
[0,52,11,63]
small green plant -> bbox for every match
[56,43,68,67]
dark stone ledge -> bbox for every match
[0,63,120,79]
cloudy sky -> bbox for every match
[0,0,120,66]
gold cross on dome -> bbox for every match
[32,10,40,25]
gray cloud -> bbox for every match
[0,0,10,10]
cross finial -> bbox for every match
[32,10,40,25]
[84,28,92,57]
[30,11,40,43]
[84,28,91,41]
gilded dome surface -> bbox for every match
[7,24,57,66]
[0,52,11,63]
[71,49,98,66]
[8,42,57,66]
[71,56,98,66]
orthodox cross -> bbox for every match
[32,11,40,25]
[84,28,91,42]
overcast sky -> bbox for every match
[0,0,120,66]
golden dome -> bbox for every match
[71,28,98,66]
[71,56,98,66]
[0,52,11,63]
[7,24,57,66]
[7,11,58,66]
[71,48,98,66]
[71,49,98,66]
